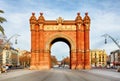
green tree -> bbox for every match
[62,57,70,65]
[0,10,7,35]
[51,55,58,66]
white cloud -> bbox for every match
[86,3,120,55]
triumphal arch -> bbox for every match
[29,12,91,70]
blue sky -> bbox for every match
[0,0,120,60]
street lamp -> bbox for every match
[5,34,20,45]
[102,34,120,49]
[102,33,120,69]
[16,48,20,66]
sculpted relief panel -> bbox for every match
[44,25,76,31]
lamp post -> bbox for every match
[16,48,20,66]
[102,33,120,68]
[102,34,120,49]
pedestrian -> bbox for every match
[5,65,9,72]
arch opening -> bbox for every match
[50,38,71,69]
[50,37,71,50]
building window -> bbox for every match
[6,51,9,64]
[102,56,104,62]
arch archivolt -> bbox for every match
[45,33,76,52]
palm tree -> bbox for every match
[0,10,7,35]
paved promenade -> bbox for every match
[0,68,119,81]
[0,69,37,80]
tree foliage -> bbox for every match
[61,56,70,65]
[19,51,31,68]
[0,10,7,35]
[51,55,58,66]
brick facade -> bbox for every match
[29,12,91,70]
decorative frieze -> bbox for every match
[44,25,76,31]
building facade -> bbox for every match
[110,49,120,68]
[0,47,18,67]
[91,49,107,68]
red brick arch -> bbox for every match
[29,12,91,70]
[45,34,75,51]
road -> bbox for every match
[0,68,120,81]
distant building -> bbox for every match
[90,49,107,67]
[110,49,120,68]
[0,46,18,67]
